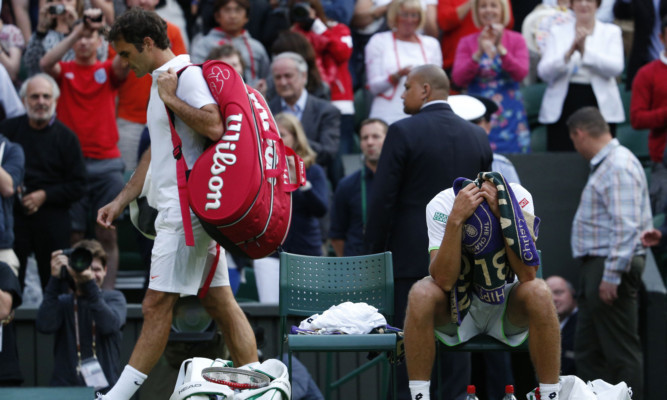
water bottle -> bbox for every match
[503,385,518,400]
[465,385,479,400]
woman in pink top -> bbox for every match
[437,0,514,73]
[452,0,530,153]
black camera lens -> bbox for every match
[62,247,93,272]
[48,4,65,15]
[85,13,103,23]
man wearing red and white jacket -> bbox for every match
[630,15,667,214]
[292,0,355,156]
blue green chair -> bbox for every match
[530,125,548,153]
[520,82,547,130]
[278,251,397,400]
[235,267,260,303]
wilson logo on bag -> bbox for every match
[167,60,306,259]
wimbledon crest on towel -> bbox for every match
[462,206,494,255]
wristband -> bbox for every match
[299,180,313,191]
[311,18,327,35]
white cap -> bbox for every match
[448,95,486,121]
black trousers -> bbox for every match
[546,83,616,151]
[575,255,644,400]
[14,205,71,289]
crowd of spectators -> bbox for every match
[0,0,665,396]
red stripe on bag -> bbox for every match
[198,244,220,299]
[166,104,195,247]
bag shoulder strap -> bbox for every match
[166,64,199,246]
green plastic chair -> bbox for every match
[616,124,650,164]
[520,82,547,129]
[235,267,260,302]
[278,252,397,400]
[530,125,548,153]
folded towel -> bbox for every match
[297,302,387,334]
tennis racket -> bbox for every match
[201,367,270,390]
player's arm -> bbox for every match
[479,181,538,283]
[504,243,537,283]
[429,184,483,291]
[157,68,223,141]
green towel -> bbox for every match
[450,172,540,325]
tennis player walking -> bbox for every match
[96,8,257,400]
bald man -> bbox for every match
[365,64,493,399]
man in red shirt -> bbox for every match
[40,9,129,289]
[631,15,667,215]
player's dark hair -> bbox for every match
[108,8,171,52]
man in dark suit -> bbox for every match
[268,51,341,168]
[614,0,667,89]
[365,64,493,400]
[546,275,578,376]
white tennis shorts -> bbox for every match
[148,207,229,295]
[435,280,528,347]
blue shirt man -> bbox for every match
[330,118,387,256]
[0,134,24,254]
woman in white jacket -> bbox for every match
[364,0,442,125]
[537,0,624,151]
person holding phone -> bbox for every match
[23,0,112,76]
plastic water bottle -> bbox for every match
[465,385,479,400]
[503,385,518,400]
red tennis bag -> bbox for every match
[168,60,306,259]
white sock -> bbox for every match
[539,382,560,400]
[103,365,147,400]
[409,380,430,400]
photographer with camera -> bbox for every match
[36,239,126,391]
[23,0,113,77]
